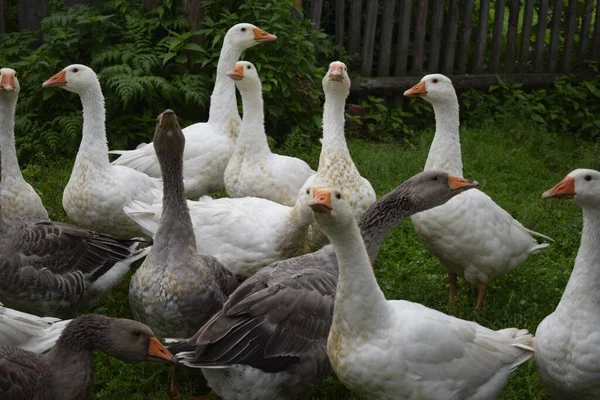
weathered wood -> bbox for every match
[548,0,564,72]
[561,0,577,72]
[0,0,5,34]
[504,0,520,73]
[351,73,597,94]
[442,0,460,74]
[394,0,413,76]
[65,0,91,6]
[472,0,490,74]
[532,0,550,72]
[18,0,47,30]
[457,0,474,74]
[428,0,445,72]
[310,0,324,30]
[361,0,379,77]
[577,0,595,64]
[377,0,396,77]
[141,0,159,12]
[348,0,363,56]
[594,0,600,61]
[518,0,535,73]
[335,0,345,52]
[183,0,206,45]
[412,0,428,75]
[489,0,506,72]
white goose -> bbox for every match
[405,74,552,307]
[309,186,535,400]
[304,61,376,250]
[109,23,277,199]
[42,64,161,239]
[0,68,48,219]
[535,169,600,399]
[224,61,315,206]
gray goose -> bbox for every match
[168,171,478,400]
[0,314,177,400]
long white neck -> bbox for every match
[328,217,391,336]
[75,84,110,167]
[208,40,243,127]
[557,206,600,309]
[424,97,463,177]
[233,83,271,158]
[0,93,23,180]
[320,88,350,161]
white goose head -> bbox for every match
[224,23,277,51]
[42,64,99,94]
[227,61,261,91]
[0,68,19,96]
[543,169,600,209]
[322,61,350,98]
[404,73,455,104]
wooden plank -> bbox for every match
[377,0,396,77]
[504,0,520,73]
[310,0,324,30]
[532,0,550,72]
[472,0,490,74]
[18,0,47,30]
[576,0,594,64]
[457,0,474,74]
[518,0,535,73]
[561,0,577,72]
[351,73,597,94]
[0,0,5,34]
[142,0,159,12]
[394,0,413,75]
[411,0,429,75]
[489,0,506,72]
[548,0,563,72]
[183,0,206,45]
[335,0,345,52]
[361,0,379,77]
[442,0,460,74]
[594,0,600,61]
[349,0,363,56]
[428,0,445,72]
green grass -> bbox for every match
[20,118,600,399]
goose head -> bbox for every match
[401,171,478,212]
[542,169,600,209]
[227,61,261,91]
[322,61,350,98]
[308,186,355,233]
[0,68,19,95]
[42,64,99,94]
[153,109,185,158]
[404,74,455,104]
[224,23,277,51]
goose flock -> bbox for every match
[0,22,597,400]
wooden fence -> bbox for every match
[305,0,600,93]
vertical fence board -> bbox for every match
[349,0,363,56]
[335,0,345,53]
[377,0,396,77]
[548,0,564,71]
[561,0,577,72]
[577,0,594,64]
[310,0,324,30]
[532,0,550,72]
[505,0,520,73]
[442,0,460,74]
[412,0,429,75]
[489,0,506,72]
[593,0,600,61]
[19,0,47,30]
[394,0,413,75]
[428,0,445,72]
[361,0,379,77]
[518,0,535,73]
[0,0,4,34]
[183,0,206,45]
[457,0,474,74]
[472,0,490,73]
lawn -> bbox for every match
[21,117,599,399]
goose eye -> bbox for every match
[132,331,142,337]
[241,27,246,32]
[306,189,310,194]
[432,78,438,84]
[433,176,439,181]
[247,65,251,69]
[335,193,341,199]
[72,68,79,73]
[585,175,592,181]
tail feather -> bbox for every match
[496,328,535,371]
[109,145,158,176]
[123,201,160,237]
[523,227,554,243]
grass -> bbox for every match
[20,117,599,399]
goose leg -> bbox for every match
[448,273,458,303]
[169,365,181,399]
[476,283,486,309]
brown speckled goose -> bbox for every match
[167,171,477,400]
[0,314,177,400]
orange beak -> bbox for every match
[0,72,15,91]
[146,337,178,364]
[226,64,245,81]
[42,70,67,88]
[404,80,427,97]
[328,63,344,82]
[253,27,277,42]
[309,188,332,214]
[448,175,479,192]
[542,176,576,199]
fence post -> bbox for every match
[361,0,379,77]
[412,0,428,75]
[441,0,459,74]
[0,0,4,34]
[349,0,363,56]
[310,0,324,30]
[457,0,474,74]
[472,0,490,74]
[377,0,396,77]
[19,0,47,30]
[489,0,506,73]
[532,0,550,72]
[183,0,205,45]
[593,0,600,61]
[577,0,595,65]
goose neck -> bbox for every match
[0,94,23,180]
[76,84,110,167]
[208,41,243,126]
[321,90,350,154]
[234,86,270,157]
[424,98,463,177]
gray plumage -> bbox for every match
[0,314,176,400]
[168,171,477,400]
[129,110,238,338]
